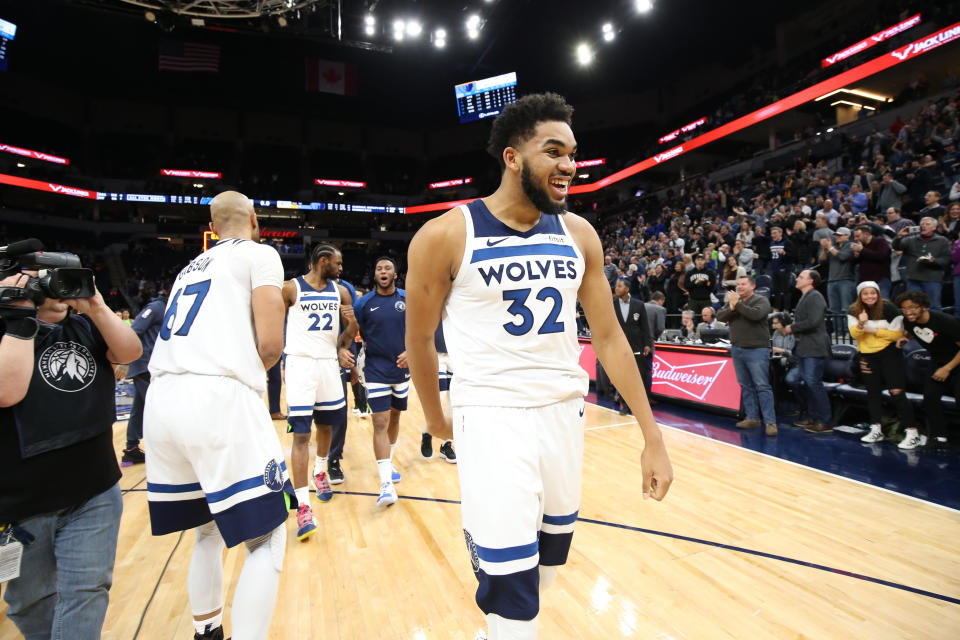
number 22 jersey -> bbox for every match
[148,238,284,394]
[442,199,589,408]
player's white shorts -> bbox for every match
[453,397,585,620]
[284,354,346,432]
[145,374,295,548]
[438,352,453,393]
[365,378,409,413]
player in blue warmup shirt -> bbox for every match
[353,257,410,507]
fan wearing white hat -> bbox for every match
[847,281,917,446]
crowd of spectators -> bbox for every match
[600,90,960,334]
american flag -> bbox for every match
[158,41,220,73]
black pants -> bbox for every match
[618,353,652,413]
[860,344,915,428]
[923,368,960,438]
[126,372,150,448]
[329,373,368,462]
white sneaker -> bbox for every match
[898,432,924,450]
[860,424,884,443]
[376,481,397,507]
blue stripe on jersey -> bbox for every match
[300,295,339,302]
[288,404,314,412]
[474,539,540,563]
[313,398,343,407]
[467,198,565,238]
[205,461,288,504]
[147,481,203,493]
[470,243,577,264]
[542,510,579,525]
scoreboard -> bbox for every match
[454,72,517,123]
[0,18,16,72]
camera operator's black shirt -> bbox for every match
[0,314,121,524]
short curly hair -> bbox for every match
[486,92,574,171]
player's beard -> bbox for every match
[521,164,566,216]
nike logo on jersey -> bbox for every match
[370,306,380,311]
[578,406,584,417]
[486,238,508,247]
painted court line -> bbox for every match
[585,421,635,431]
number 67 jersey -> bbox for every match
[443,199,589,408]
[148,238,284,394]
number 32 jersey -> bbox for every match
[148,238,283,394]
[443,198,589,408]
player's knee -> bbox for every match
[475,566,539,621]
[292,432,311,446]
[244,524,286,573]
[195,521,224,547]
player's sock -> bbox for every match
[193,613,223,636]
[295,486,309,507]
[377,458,393,484]
[314,456,327,477]
[486,613,538,640]
[189,522,225,635]
[389,443,395,460]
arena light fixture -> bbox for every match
[466,15,481,29]
[365,24,376,36]
[467,28,479,40]
[406,20,422,38]
[636,0,653,13]
[576,43,594,66]
[364,14,375,26]
[815,87,891,102]
[603,31,615,42]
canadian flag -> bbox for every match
[305,58,358,95]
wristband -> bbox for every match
[3,315,39,340]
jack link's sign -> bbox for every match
[651,348,741,413]
[822,14,922,68]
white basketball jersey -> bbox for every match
[443,199,589,408]
[284,276,341,358]
[148,238,283,394]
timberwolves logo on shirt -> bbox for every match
[263,460,284,492]
[463,529,480,573]
[394,300,406,312]
[38,341,97,392]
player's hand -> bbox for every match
[641,437,673,501]
[932,366,952,382]
[349,366,359,385]
[337,347,355,368]
[425,412,453,441]
[396,351,409,368]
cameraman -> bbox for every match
[0,270,141,639]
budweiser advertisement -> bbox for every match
[650,345,741,414]
[161,169,222,179]
[0,143,69,165]
[822,14,921,68]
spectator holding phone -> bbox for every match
[892,217,951,311]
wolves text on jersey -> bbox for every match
[299,300,339,312]
[478,259,578,287]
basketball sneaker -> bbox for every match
[860,424,884,443]
[327,459,344,484]
[439,440,457,463]
[121,446,145,467]
[377,481,397,507]
[194,625,224,640]
[314,471,333,502]
[898,431,924,450]
[296,504,317,540]
[391,464,402,483]
[420,432,433,458]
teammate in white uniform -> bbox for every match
[406,94,673,640]
[144,191,292,640]
[282,244,357,540]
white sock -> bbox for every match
[189,522,225,634]
[377,458,393,484]
[539,565,558,592]
[486,613,538,640]
[295,486,309,506]
[233,530,283,640]
[314,456,327,477]
[389,443,395,460]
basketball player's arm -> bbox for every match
[281,280,297,308]
[336,284,357,367]
[567,215,673,501]
[252,285,285,370]
[405,212,460,441]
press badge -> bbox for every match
[0,527,23,583]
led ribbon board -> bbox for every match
[822,14,922,68]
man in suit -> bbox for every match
[783,269,832,435]
[644,291,667,344]
[614,278,653,410]
[694,306,727,341]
